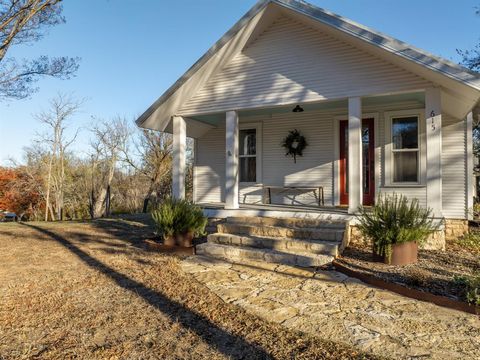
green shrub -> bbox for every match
[357,194,437,261]
[455,233,480,252]
[151,198,207,239]
[454,274,480,305]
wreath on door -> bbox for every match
[281,129,308,163]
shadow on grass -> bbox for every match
[89,215,206,250]
[20,222,271,359]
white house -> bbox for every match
[137,0,480,253]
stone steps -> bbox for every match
[217,223,344,242]
[226,216,346,230]
[195,243,334,267]
[208,232,339,256]
[196,216,346,269]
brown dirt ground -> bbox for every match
[337,240,479,302]
[0,216,379,360]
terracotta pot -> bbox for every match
[177,231,194,248]
[389,241,418,266]
[374,241,418,266]
[163,235,176,247]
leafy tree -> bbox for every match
[0,0,80,100]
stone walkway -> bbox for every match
[181,256,480,360]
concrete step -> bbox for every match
[226,216,346,230]
[217,223,344,242]
[207,233,339,256]
[195,243,333,268]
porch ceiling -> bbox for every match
[188,92,425,127]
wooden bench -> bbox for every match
[262,185,325,206]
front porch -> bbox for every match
[137,0,478,223]
[171,90,453,219]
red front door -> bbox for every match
[339,118,375,206]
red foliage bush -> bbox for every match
[0,167,41,219]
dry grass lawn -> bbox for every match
[0,216,378,360]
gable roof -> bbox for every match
[137,0,480,131]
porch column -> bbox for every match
[466,111,474,219]
[225,110,239,209]
[425,88,443,217]
[348,97,363,214]
[172,115,186,200]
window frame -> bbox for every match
[385,110,425,187]
[239,122,262,185]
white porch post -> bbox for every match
[425,88,443,217]
[172,115,186,200]
[348,97,363,214]
[466,111,474,219]
[225,110,239,209]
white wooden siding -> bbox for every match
[180,16,432,116]
[194,123,225,203]
[379,187,427,209]
[442,115,467,218]
[195,110,336,206]
[194,102,467,219]
[246,111,335,206]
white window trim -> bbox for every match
[239,122,262,185]
[384,109,426,187]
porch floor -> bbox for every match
[199,202,352,221]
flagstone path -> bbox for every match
[181,256,480,360]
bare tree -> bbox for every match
[89,117,129,218]
[34,93,82,220]
[458,4,480,180]
[458,5,480,71]
[0,0,79,99]
[122,129,173,213]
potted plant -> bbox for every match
[151,198,207,248]
[357,194,437,265]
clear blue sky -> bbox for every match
[1,0,479,164]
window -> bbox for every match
[391,116,419,183]
[239,128,257,182]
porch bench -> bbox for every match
[262,185,325,206]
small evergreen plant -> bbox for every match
[151,198,207,240]
[357,194,436,261]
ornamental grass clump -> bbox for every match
[357,194,437,262]
[151,198,207,246]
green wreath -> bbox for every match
[281,129,308,163]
